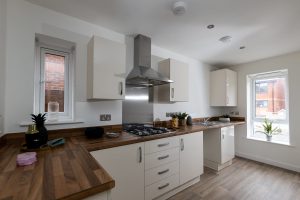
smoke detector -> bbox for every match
[172,1,187,15]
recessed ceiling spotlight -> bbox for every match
[172,1,187,15]
[219,36,232,43]
[207,24,215,29]
[239,46,246,50]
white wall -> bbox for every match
[3,0,223,133]
[0,0,7,135]
[229,51,300,172]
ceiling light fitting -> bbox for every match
[172,1,187,15]
[207,24,215,29]
[219,36,232,43]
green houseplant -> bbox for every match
[257,118,281,141]
[177,112,188,126]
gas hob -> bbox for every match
[123,124,173,136]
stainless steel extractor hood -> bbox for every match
[126,34,173,87]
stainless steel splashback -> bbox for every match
[122,85,154,124]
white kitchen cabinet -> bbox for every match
[87,35,126,100]
[84,191,111,200]
[179,131,203,185]
[210,68,237,106]
[157,58,189,102]
[203,126,235,171]
[90,143,144,200]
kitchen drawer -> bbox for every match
[145,160,179,186]
[145,147,179,170]
[145,136,179,154]
[145,173,179,200]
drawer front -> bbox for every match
[145,160,179,186]
[145,136,179,154]
[145,147,179,170]
[145,174,179,200]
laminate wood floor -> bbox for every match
[169,157,300,200]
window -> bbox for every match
[34,34,75,121]
[247,70,289,144]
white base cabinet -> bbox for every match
[91,143,144,200]
[179,131,203,185]
[203,126,235,171]
[91,133,204,200]
[84,191,111,200]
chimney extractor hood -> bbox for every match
[126,34,173,87]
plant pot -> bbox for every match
[266,135,272,142]
[178,119,187,126]
[171,118,179,128]
[37,124,48,145]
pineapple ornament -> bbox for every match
[31,113,48,145]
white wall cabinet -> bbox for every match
[203,126,235,171]
[179,131,203,185]
[157,58,189,102]
[210,69,237,106]
[87,35,126,100]
[91,143,144,200]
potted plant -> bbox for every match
[257,118,281,141]
[31,113,48,145]
[170,114,179,128]
[177,112,188,126]
[219,114,230,122]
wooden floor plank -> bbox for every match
[169,157,300,200]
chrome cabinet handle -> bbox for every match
[157,142,169,147]
[158,155,169,160]
[158,183,170,190]
[180,138,184,151]
[158,169,169,175]
[138,147,142,163]
[222,134,225,140]
[119,82,123,95]
[171,88,174,98]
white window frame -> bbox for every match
[34,40,74,121]
[247,69,289,144]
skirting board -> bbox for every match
[236,152,300,173]
[204,159,232,171]
[154,176,200,200]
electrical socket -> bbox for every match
[100,114,111,121]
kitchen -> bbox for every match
[0,0,300,200]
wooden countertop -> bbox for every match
[0,121,245,200]
[0,140,114,200]
[73,121,245,152]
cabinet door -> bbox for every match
[226,70,237,106]
[170,59,189,102]
[221,126,235,164]
[179,132,203,185]
[87,36,126,100]
[91,143,144,200]
[210,69,237,106]
[210,69,227,106]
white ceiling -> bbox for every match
[26,0,300,66]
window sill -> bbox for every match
[245,136,294,147]
[20,120,84,127]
